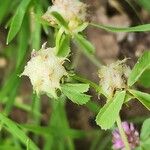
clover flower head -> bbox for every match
[21,43,67,97]
[98,59,131,98]
[112,122,140,150]
[42,0,87,32]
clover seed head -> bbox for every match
[98,59,131,98]
[21,43,67,97]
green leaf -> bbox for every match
[61,83,91,105]
[0,0,12,24]
[139,69,150,88]
[74,34,95,54]
[31,0,42,50]
[4,81,20,115]
[73,22,88,33]
[7,0,31,44]
[140,118,150,141]
[96,91,126,130]
[56,34,70,57]
[32,93,41,125]
[124,93,134,103]
[63,83,90,93]
[14,101,42,117]
[21,124,92,139]
[0,71,19,100]
[141,138,150,150]
[67,93,90,105]
[51,11,68,31]
[86,101,100,113]
[43,98,75,150]
[55,27,70,57]
[0,57,25,100]
[72,74,102,94]
[0,114,39,150]
[16,15,29,68]
[90,23,150,33]
[56,27,64,51]
[74,33,101,67]
[128,51,150,86]
[138,0,150,12]
[135,147,142,150]
[0,145,20,150]
[129,90,150,111]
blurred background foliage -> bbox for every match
[0,0,150,150]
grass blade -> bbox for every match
[7,0,31,44]
[0,114,39,150]
[17,15,29,68]
[0,0,12,24]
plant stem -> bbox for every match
[73,40,102,68]
[72,74,101,94]
[116,116,131,150]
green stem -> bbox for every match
[116,116,131,150]
[72,74,101,94]
[73,38,102,68]
[82,50,102,68]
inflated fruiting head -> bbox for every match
[42,0,88,33]
[21,43,67,98]
[98,59,131,98]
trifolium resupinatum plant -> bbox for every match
[1,0,150,149]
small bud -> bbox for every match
[42,0,87,32]
[21,43,67,98]
[112,122,140,150]
[98,59,131,98]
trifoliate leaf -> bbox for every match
[140,118,150,141]
[129,90,150,111]
[96,91,126,130]
[128,51,150,86]
[141,138,150,150]
[139,69,150,88]
[61,83,90,105]
[63,83,89,93]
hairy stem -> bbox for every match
[116,116,131,150]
